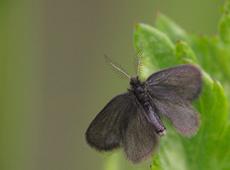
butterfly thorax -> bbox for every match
[129,76,146,101]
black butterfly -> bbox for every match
[85,64,202,163]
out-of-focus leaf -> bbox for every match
[134,23,176,80]
[155,13,187,42]
[134,23,230,170]
[175,40,197,64]
[104,151,151,170]
[190,35,230,85]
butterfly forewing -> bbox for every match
[146,64,202,136]
[146,64,202,101]
[122,104,159,163]
[85,92,137,151]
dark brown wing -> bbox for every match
[153,98,200,136]
[146,64,202,101]
[85,92,137,151]
[122,103,159,163]
[146,64,202,136]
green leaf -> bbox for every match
[175,40,198,64]
[134,23,230,170]
[134,23,176,80]
[155,13,187,42]
[190,35,230,85]
[104,151,152,170]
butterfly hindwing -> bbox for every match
[153,98,200,136]
[85,92,136,151]
[122,102,159,163]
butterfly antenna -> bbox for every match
[136,49,144,75]
[132,48,142,75]
[104,55,131,79]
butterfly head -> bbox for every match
[130,76,144,92]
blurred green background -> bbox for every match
[0,0,225,170]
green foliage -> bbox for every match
[104,1,230,170]
[155,13,187,43]
[134,24,176,80]
[134,2,230,170]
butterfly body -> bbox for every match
[129,77,166,135]
[86,64,202,163]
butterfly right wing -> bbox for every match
[85,92,136,151]
[146,64,201,136]
[146,64,202,101]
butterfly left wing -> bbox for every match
[122,104,159,163]
[85,92,137,151]
[145,64,202,136]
